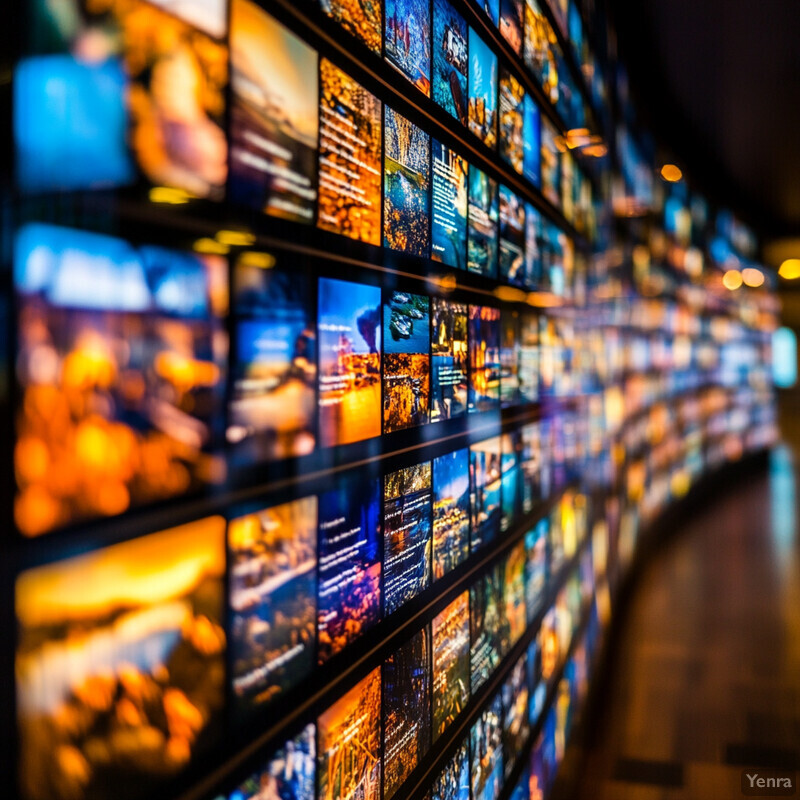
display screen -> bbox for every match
[499,71,524,174]
[383,629,432,798]
[229,260,316,462]
[520,423,543,512]
[318,669,382,800]
[523,97,542,187]
[384,292,431,432]
[317,476,381,662]
[468,168,499,277]
[19,0,227,197]
[524,204,543,289]
[14,224,226,537]
[500,431,521,531]
[384,108,431,256]
[432,448,471,578]
[231,1,317,221]
[470,562,509,693]
[502,655,530,777]
[500,312,521,407]
[525,518,548,621]
[432,592,471,739]
[527,638,546,724]
[505,540,527,644]
[229,497,317,712]
[16,517,226,800]
[470,692,504,800]
[468,306,501,412]
[431,299,469,422]
[499,186,527,287]
[470,436,502,551]
[432,142,469,269]
[386,0,431,95]
[383,462,433,615]
[431,741,470,800]
[229,724,316,800]
[432,0,469,125]
[318,59,382,244]
[524,0,560,104]
[500,0,524,54]
[540,116,562,207]
[318,277,382,447]
[468,30,498,149]
[321,0,382,53]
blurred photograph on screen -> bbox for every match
[470,562,509,693]
[470,436,502,552]
[229,260,316,462]
[524,205,543,290]
[498,71,524,174]
[520,423,543,512]
[229,724,315,800]
[529,734,546,800]
[431,299,468,423]
[318,60,382,245]
[230,1,318,222]
[386,0,431,95]
[383,463,433,615]
[317,476,381,663]
[431,740,470,800]
[480,0,500,27]
[527,639,546,724]
[384,292,431,432]
[540,116,562,208]
[525,518,548,621]
[19,0,227,198]
[383,629,432,798]
[318,277,381,447]
[432,142,469,270]
[523,97,541,187]
[14,224,227,537]
[500,312,521,407]
[500,432,521,532]
[468,169,499,277]
[499,0,523,54]
[229,497,317,713]
[523,0,559,105]
[432,592,470,739]
[499,187,526,287]
[505,540,527,644]
[502,656,530,777]
[470,692,503,800]
[321,0,382,53]
[384,108,431,257]
[318,669,381,800]
[468,30,498,149]
[16,517,226,800]
[432,448,471,578]
[510,768,531,800]
[468,305,501,412]
[432,0,468,125]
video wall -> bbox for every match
[2,0,778,800]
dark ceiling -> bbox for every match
[609,0,800,240]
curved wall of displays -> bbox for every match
[1,1,778,800]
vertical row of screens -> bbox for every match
[15,485,588,800]
[13,223,576,536]
[16,0,593,237]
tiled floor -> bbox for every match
[573,447,800,799]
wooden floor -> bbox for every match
[573,447,800,799]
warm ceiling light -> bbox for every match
[149,186,191,204]
[238,251,276,269]
[660,164,683,182]
[741,267,764,287]
[722,269,743,290]
[194,238,230,255]
[217,230,256,247]
[779,258,800,280]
